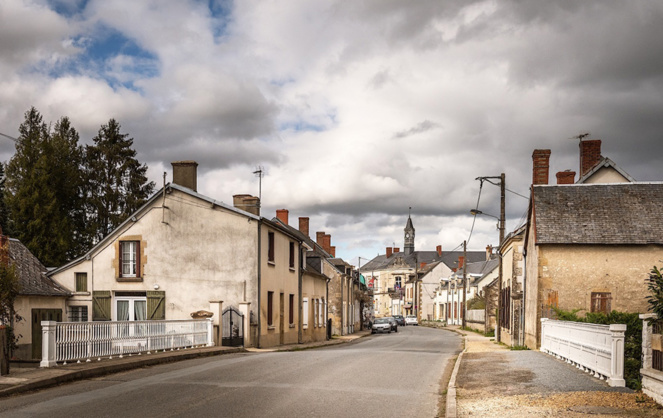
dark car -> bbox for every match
[385,316,398,332]
[392,315,405,326]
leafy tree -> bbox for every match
[0,242,20,375]
[0,163,9,236]
[85,119,154,243]
[4,108,86,266]
[646,265,663,320]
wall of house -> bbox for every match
[420,263,453,321]
[524,221,540,349]
[259,223,300,348]
[499,237,524,346]
[526,242,662,349]
[14,295,67,360]
[583,166,629,184]
[301,272,327,343]
[51,189,259,323]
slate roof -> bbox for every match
[577,157,635,184]
[8,238,70,297]
[532,183,663,245]
[359,250,486,272]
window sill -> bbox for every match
[289,324,295,328]
[303,325,308,330]
[73,291,90,296]
[289,267,296,272]
[267,261,275,267]
[267,325,275,330]
[117,277,143,282]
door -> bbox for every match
[31,309,62,360]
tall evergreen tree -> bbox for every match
[85,119,155,243]
[5,108,87,266]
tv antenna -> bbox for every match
[252,166,264,207]
[570,132,590,143]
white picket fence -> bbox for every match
[466,309,485,324]
[540,318,625,387]
[41,319,213,367]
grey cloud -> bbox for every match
[393,120,440,139]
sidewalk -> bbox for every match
[445,326,662,417]
[0,331,370,398]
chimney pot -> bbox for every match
[171,161,198,192]
[299,217,310,237]
[276,209,289,225]
[556,170,576,185]
[532,149,551,185]
[580,139,602,176]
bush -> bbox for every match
[552,307,641,390]
[466,295,485,310]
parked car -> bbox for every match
[385,316,398,332]
[405,315,418,326]
[372,318,392,334]
[393,315,405,326]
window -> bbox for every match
[268,232,275,263]
[75,272,87,292]
[115,297,147,321]
[314,299,319,327]
[320,298,325,327]
[69,306,88,322]
[591,292,612,314]
[302,298,309,329]
[395,276,402,289]
[289,294,294,325]
[267,291,274,326]
[120,241,140,278]
[289,242,295,269]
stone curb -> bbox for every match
[446,346,466,418]
[0,347,243,398]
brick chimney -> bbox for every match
[330,246,336,257]
[532,149,552,185]
[299,217,310,237]
[486,245,493,261]
[580,139,602,177]
[323,234,331,254]
[458,255,465,269]
[316,232,325,247]
[436,245,442,257]
[556,170,576,185]
[171,161,198,192]
[232,194,260,216]
[386,247,393,258]
[276,209,289,225]
[394,247,400,253]
[420,262,426,269]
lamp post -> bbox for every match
[473,173,506,341]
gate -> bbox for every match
[222,306,244,347]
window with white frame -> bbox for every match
[320,298,325,327]
[115,297,147,321]
[303,298,309,329]
[120,241,140,278]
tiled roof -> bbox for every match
[532,183,663,245]
[360,250,486,272]
[8,238,70,297]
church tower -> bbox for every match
[404,208,415,255]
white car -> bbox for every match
[405,315,418,326]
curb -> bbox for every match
[446,339,466,418]
[0,347,243,398]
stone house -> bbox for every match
[497,225,525,346]
[523,147,663,349]
[1,234,70,360]
[49,161,304,349]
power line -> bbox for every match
[0,132,18,142]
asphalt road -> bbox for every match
[0,326,461,418]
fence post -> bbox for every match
[608,323,627,387]
[640,313,655,370]
[40,321,57,368]
[540,318,548,352]
[206,318,214,347]
[239,302,251,347]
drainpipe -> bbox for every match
[298,246,303,344]
[257,220,262,348]
[521,251,527,347]
[340,273,344,335]
[326,274,330,340]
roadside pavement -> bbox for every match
[445,326,662,417]
[0,331,370,398]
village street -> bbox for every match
[0,326,461,417]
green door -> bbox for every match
[31,309,62,360]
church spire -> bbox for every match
[404,207,415,255]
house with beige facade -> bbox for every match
[48,161,306,349]
[523,145,663,349]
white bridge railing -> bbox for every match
[41,319,213,367]
[540,318,626,387]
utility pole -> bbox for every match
[462,240,467,329]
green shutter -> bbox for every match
[147,291,165,320]
[92,291,111,321]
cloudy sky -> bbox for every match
[2,0,662,263]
